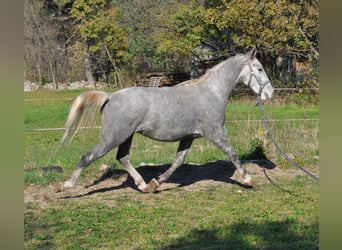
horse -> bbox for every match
[53,48,274,193]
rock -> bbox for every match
[24,80,39,91]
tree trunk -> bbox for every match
[84,51,95,85]
[104,44,121,88]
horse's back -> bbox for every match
[107,86,201,114]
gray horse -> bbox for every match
[53,48,274,193]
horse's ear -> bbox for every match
[242,47,257,64]
[248,47,257,59]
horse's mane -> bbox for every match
[175,53,246,87]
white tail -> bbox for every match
[61,90,108,146]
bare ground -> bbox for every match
[24,160,319,208]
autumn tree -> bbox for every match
[154,0,319,88]
[24,0,318,91]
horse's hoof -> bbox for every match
[245,180,253,187]
[243,175,253,187]
[149,178,160,192]
[141,178,159,193]
[53,182,64,193]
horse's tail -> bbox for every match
[61,90,109,146]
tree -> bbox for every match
[154,0,319,88]
[70,0,127,86]
[154,1,205,73]
[204,0,318,57]
[25,0,82,87]
[24,0,318,91]
[24,0,59,88]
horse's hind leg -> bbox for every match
[144,138,194,193]
[116,135,148,191]
[53,140,114,193]
[207,132,252,186]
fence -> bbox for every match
[24,118,318,132]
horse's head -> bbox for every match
[239,48,274,100]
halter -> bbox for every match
[246,62,272,96]
[247,61,318,181]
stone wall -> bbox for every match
[24,80,108,92]
[24,72,189,92]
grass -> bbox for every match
[24,89,319,249]
[25,176,318,249]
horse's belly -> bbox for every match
[135,106,203,141]
[137,127,202,142]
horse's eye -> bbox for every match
[258,68,263,72]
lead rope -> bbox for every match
[258,96,319,181]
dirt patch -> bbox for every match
[24,160,319,208]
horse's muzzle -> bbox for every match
[260,82,274,100]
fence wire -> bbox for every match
[24,89,319,169]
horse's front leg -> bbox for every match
[143,138,194,193]
[207,131,253,186]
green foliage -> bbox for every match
[152,0,318,94]
[205,0,318,55]
[293,88,319,106]
[113,0,163,73]
[155,0,318,56]
[25,0,319,93]
[156,3,204,56]
[70,0,127,57]
[240,138,268,161]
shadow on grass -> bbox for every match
[136,158,274,191]
[135,143,276,191]
[240,143,276,169]
[157,220,318,250]
[25,209,59,250]
[60,145,277,199]
[60,161,252,199]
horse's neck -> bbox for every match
[204,62,241,104]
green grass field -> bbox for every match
[24,89,319,249]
